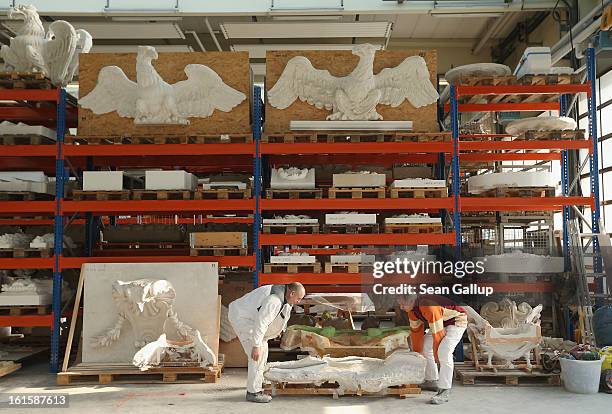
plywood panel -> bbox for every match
[78,52,251,136]
[82,262,219,364]
[265,49,438,133]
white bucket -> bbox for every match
[560,357,604,394]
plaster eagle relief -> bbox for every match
[0,4,92,87]
[79,46,246,126]
[267,43,439,121]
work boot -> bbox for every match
[246,391,272,403]
[430,389,450,405]
[420,380,439,391]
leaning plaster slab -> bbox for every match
[290,120,413,131]
[264,349,426,393]
[479,251,564,273]
[271,167,316,189]
[333,172,385,188]
[505,116,577,136]
[82,262,219,364]
[467,171,557,194]
[325,213,377,225]
[390,178,445,188]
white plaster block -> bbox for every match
[391,178,446,188]
[515,46,552,78]
[479,253,564,273]
[0,181,54,195]
[467,172,557,194]
[145,171,197,191]
[271,168,315,189]
[0,171,47,182]
[270,255,317,264]
[333,173,385,188]
[325,213,377,225]
[0,293,51,306]
[0,121,56,140]
[83,171,124,191]
[290,120,413,131]
[330,254,376,264]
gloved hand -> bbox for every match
[251,346,261,362]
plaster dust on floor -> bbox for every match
[1,358,610,414]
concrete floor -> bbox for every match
[1,356,609,414]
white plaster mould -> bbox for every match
[325,213,377,225]
[0,277,71,306]
[270,253,317,264]
[467,171,557,194]
[480,298,539,328]
[390,178,445,188]
[333,172,386,188]
[385,214,440,225]
[0,233,34,249]
[0,121,56,140]
[290,120,413,131]
[263,215,318,225]
[270,167,315,189]
[264,350,426,393]
[202,181,247,190]
[505,116,577,136]
[79,46,246,125]
[0,4,92,87]
[29,233,76,250]
[479,251,564,274]
[268,43,439,121]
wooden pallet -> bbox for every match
[71,190,131,201]
[190,247,248,256]
[390,187,448,198]
[263,262,322,273]
[0,248,52,258]
[457,75,517,86]
[324,262,374,273]
[65,134,253,145]
[519,73,581,86]
[265,382,420,399]
[0,191,54,201]
[0,71,52,89]
[392,132,451,142]
[0,134,55,145]
[324,224,379,234]
[474,186,555,198]
[455,364,561,386]
[519,129,585,141]
[195,188,251,200]
[132,190,193,200]
[0,361,22,378]
[263,223,320,234]
[384,223,443,234]
[266,189,323,199]
[57,357,224,385]
[263,133,321,143]
[263,131,448,143]
[0,305,50,316]
[328,187,385,199]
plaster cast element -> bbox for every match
[91,278,217,365]
[133,332,215,370]
[29,233,76,250]
[445,63,512,84]
[0,276,71,305]
[264,215,317,225]
[385,213,441,225]
[79,46,246,125]
[0,233,34,249]
[0,121,56,140]
[390,178,445,188]
[480,298,540,328]
[0,4,92,86]
[270,167,315,189]
[268,43,439,121]
[264,349,426,393]
[468,171,557,194]
[505,116,577,136]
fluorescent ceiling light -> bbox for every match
[110,16,183,22]
[91,45,193,53]
[231,43,383,59]
[2,21,184,39]
[270,15,343,21]
[220,22,392,39]
[431,12,504,18]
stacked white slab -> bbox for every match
[385,215,441,225]
[468,171,557,194]
[271,167,316,189]
[0,171,54,195]
[82,171,124,191]
[0,277,71,306]
[325,213,377,225]
[391,178,445,188]
[145,171,197,191]
[270,254,317,264]
[333,172,385,188]
[330,254,376,264]
[505,116,577,136]
[290,120,413,131]
[0,233,34,249]
[263,217,318,225]
[479,252,564,273]
[0,121,56,140]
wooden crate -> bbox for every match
[0,71,52,89]
[0,248,52,258]
[195,188,251,200]
[266,189,323,199]
[384,223,443,234]
[454,363,561,386]
[390,187,448,198]
[264,382,421,399]
[263,263,322,273]
[324,262,374,273]
[71,190,131,201]
[131,190,193,200]
[263,223,320,234]
[328,187,385,199]
[190,232,248,248]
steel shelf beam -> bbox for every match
[1,145,57,157]
[260,232,456,246]
[261,142,453,155]
[0,315,54,327]
[459,139,592,151]
[461,196,593,211]
[444,102,561,113]
[59,255,255,269]
[61,199,255,214]
[63,143,256,156]
[0,201,55,214]
[0,258,55,269]
[261,198,454,211]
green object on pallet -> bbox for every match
[287,325,410,339]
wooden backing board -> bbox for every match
[265,49,438,133]
[78,52,252,136]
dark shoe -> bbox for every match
[430,389,450,405]
[246,391,272,403]
[420,380,439,391]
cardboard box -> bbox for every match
[190,232,248,248]
[82,171,124,191]
[145,170,197,191]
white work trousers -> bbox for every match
[235,331,269,393]
[422,324,466,390]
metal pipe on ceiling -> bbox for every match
[185,30,206,51]
[472,12,516,55]
[205,17,222,51]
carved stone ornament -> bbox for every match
[0,4,92,86]
[267,43,439,121]
[79,46,246,126]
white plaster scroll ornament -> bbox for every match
[0,4,92,87]
[505,116,577,136]
[264,349,426,393]
[91,279,216,366]
[79,46,246,126]
[267,43,439,121]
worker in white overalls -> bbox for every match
[228,282,306,403]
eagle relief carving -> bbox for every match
[267,43,439,121]
[79,46,246,125]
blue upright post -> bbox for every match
[252,86,263,289]
[51,88,66,373]
[437,152,446,230]
[586,48,602,284]
[559,94,571,270]
[450,85,461,257]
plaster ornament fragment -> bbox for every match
[480,298,539,328]
[79,46,246,126]
[91,278,216,365]
[133,332,215,370]
[0,233,34,249]
[29,233,76,250]
[505,116,577,136]
[270,167,315,189]
[444,63,512,84]
[268,43,439,121]
[0,4,92,87]
[0,276,72,305]
[264,349,426,393]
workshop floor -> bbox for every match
[1,357,610,414]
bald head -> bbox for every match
[285,282,306,305]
